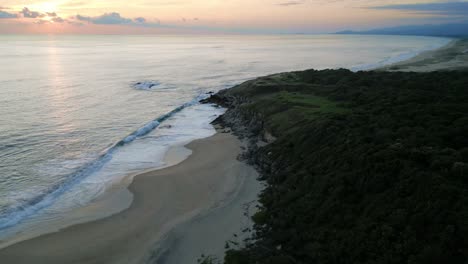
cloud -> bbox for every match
[52,17,65,23]
[67,20,84,26]
[76,12,134,24]
[19,7,65,24]
[21,7,45,18]
[76,14,91,22]
[34,19,50,24]
[0,10,17,19]
[76,12,158,27]
[134,17,146,23]
[370,2,468,17]
[278,1,305,6]
[29,16,67,25]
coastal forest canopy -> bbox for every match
[209,69,468,264]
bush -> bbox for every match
[219,69,468,264]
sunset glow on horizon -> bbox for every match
[0,0,467,34]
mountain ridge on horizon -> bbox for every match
[336,21,468,38]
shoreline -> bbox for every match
[0,36,454,246]
[353,36,454,71]
[202,66,468,262]
[0,143,193,250]
[0,103,221,250]
[377,38,468,72]
[1,36,465,263]
[0,130,261,264]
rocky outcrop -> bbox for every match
[203,93,275,179]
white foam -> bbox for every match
[0,103,225,248]
[133,81,161,90]
[351,38,453,71]
[123,120,160,143]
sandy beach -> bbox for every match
[1,36,465,264]
[0,131,261,264]
[379,38,468,72]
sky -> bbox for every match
[0,0,467,34]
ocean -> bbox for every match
[0,34,451,245]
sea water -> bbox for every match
[0,34,451,245]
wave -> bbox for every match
[133,81,161,90]
[0,93,212,231]
[351,38,452,71]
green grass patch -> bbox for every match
[248,91,349,135]
[275,91,348,115]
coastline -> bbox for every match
[0,35,454,246]
[0,130,261,264]
[0,143,193,250]
[203,67,468,263]
[0,103,223,249]
[0,36,466,264]
[378,38,468,72]
[352,36,453,71]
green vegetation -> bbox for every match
[214,69,468,264]
[198,255,221,264]
[247,90,348,135]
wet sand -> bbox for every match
[5,37,464,264]
[0,132,260,264]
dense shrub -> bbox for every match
[219,69,468,264]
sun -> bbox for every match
[30,2,58,13]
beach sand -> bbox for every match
[5,38,465,264]
[0,131,261,264]
[379,39,468,72]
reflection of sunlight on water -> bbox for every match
[45,40,77,136]
[0,34,451,249]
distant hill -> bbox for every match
[336,22,468,38]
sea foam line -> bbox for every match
[351,38,453,71]
[0,93,211,231]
